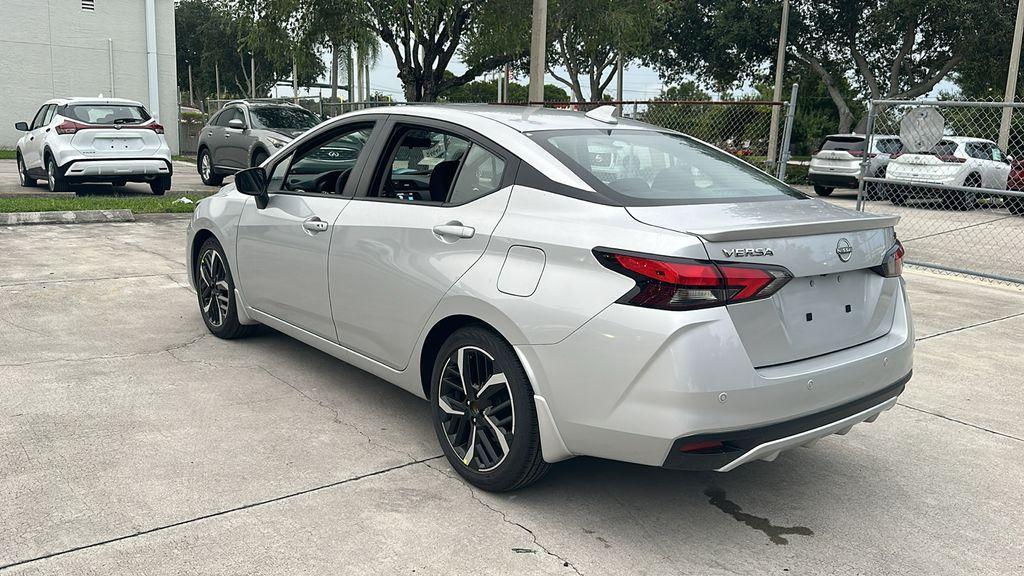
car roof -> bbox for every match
[44,97,145,107]
[224,100,308,109]
[940,136,995,144]
[823,133,899,140]
[345,104,662,133]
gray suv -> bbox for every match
[196,101,321,186]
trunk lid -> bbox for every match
[627,200,901,367]
[71,126,164,157]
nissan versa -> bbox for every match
[185,105,914,491]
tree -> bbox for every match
[359,0,528,101]
[648,0,1008,132]
[544,0,658,102]
[437,76,569,102]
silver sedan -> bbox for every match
[185,105,914,491]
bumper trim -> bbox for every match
[807,172,859,188]
[662,371,910,471]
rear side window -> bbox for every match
[930,141,958,156]
[371,127,471,203]
[821,137,865,151]
[63,104,150,125]
[530,129,803,205]
[449,144,507,204]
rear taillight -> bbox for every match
[937,155,965,163]
[890,151,903,159]
[146,122,165,134]
[55,120,90,134]
[595,250,792,311]
[872,240,905,278]
[846,150,876,158]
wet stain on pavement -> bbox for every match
[705,488,813,545]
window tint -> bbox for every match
[821,137,865,151]
[251,107,318,130]
[64,104,150,125]
[41,105,57,126]
[531,129,802,205]
[991,145,1005,162]
[930,141,958,156]
[282,124,374,194]
[213,108,242,127]
[30,106,49,130]
[374,127,471,203]
[874,138,903,155]
[449,144,506,204]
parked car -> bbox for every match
[196,100,322,186]
[884,137,1010,209]
[13,97,171,194]
[807,134,903,197]
[1003,159,1024,215]
[186,105,913,491]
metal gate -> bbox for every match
[856,99,1024,284]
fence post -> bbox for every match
[855,100,877,212]
[776,83,799,181]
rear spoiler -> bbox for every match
[692,214,900,242]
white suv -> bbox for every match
[884,137,1010,208]
[14,98,172,194]
[807,134,903,197]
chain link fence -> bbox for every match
[855,99,1024,284]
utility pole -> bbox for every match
[615,53,624,116]
[766,0,790,172]
[528,0,547,104]
[292,56,299,104]
[187,61,194,106]
[215,61,221,101]
[249,52,255,99]
[330,43,339,101]
[365,61,371,101]
[1000,0,1024,150]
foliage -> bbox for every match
[176,0,324,104]
[544,0,660,101]
[438,77,569,103]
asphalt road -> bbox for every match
[1,216,1022,574]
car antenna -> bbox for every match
[585,105,619,125]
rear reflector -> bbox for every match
[679,440,725,453]
[595,249,792,311]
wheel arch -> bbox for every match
[250,145,270,167]
[419,314,509,399]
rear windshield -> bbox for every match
[528,129,803,205]
[821,136,865,151]
[62,104,150,125]
[251,107,319,130]
[874,138,904,155]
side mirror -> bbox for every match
[235,167,269,209]
[14,121,29,131]
[228,118,246,130]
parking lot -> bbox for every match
[0,159,215,197]
[1,216,1022,575]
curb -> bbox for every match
[0,209,135,226]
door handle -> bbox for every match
[302,217,329,233]
[432,223,475,239]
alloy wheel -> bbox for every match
[437,346,515,472]
[198,248,231,327]
[201,152,212,181]
[47,161,56,190]
[17,158,26,186]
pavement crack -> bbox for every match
[896,402,1023,443]
[0,333,209,368]
[0,456,444,573]
[423,461,583,575]
[915,310,1024,342]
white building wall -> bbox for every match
[0,0,179,153]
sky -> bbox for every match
[275,40,674,102]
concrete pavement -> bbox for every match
[1,217,1022,575]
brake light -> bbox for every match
[890,151,903,159]
[595,250,792,310]
[55,120,90,134]
[846,150,876,158]
[871,240,905,278]
[146,122,165,134]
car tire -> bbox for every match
[945,174,980,211]
[813,185,833,197]
[195,237,257,340]
[150,176,170,196]
[1006,195,1024,215]
[251,149,269,168]
[865,168,886,200]
[16,154,36,187]
[46,156,69,193]
[198,149,224,186]
[111,179,127,188]
[430,326,549,492]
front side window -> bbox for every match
[63,104,150,125]
[530,129,803,205]
[251,107,319,131]
[280,124,375,194]
[373,127,471,203]
[30,106,49,130]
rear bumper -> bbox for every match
[807,171,859,189]
[63,158,172,181]
[662,373,908,470]
[518,279,914,468]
